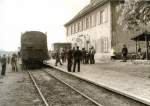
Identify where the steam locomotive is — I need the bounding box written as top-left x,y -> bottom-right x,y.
21,31 -> 49,69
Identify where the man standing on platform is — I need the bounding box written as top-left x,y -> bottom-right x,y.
81,48 -> 86,64
73,46 -> 82,72
55,49 -> 62,66
67,48 -> 73,72
1,55 -> 7,76
90,46 -> 96,64
122,44 -> 128,62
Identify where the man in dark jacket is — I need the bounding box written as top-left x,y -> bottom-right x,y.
1,55 -> 7,76
90,46 -> 96,64
67,48 -> 73,72
72,47 -> 75,60
122,44 -> 128,62
73,46 -> 82,72
55,49 -> 62,66
81,48 -> 86,64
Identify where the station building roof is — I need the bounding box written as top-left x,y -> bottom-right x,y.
64,0 -> 124,27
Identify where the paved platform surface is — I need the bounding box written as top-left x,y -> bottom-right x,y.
48,59 -> 150,105
0,63 -> 43,106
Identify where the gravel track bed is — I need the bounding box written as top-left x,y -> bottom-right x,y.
21,72 -> 44,106
44,68 -> 148,106
31,70 -> 98,106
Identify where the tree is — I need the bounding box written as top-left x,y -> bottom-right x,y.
118,0 -> 150,31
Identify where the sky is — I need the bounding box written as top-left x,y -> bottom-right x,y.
0,0 -> 90,51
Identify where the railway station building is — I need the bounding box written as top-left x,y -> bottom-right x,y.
64,0 -> 150,61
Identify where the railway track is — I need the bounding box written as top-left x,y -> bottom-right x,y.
28,71 -> 49,106
44,67 -> 148,106
28,65 -> 149,106
28,69 -> 102,106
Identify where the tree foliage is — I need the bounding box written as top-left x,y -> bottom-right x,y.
118,0 -> 150,31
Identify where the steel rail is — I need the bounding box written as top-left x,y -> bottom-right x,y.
44,70 -> 103,106
28,71 -> 49,106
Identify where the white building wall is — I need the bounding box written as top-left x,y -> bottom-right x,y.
66,2 -> 112,61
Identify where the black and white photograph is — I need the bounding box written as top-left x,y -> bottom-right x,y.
0,0 -> 150,106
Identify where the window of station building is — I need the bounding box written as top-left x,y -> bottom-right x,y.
78,21 -> 81,32
99,8 -> 108,24
104,37 -> 109,53
80,21 -> 82,31
74,24 -> 76,33
71,25 -> 73,34
84,19 -> 86,30
66,27 -> 69,36
105,7 -> 108,22
81,20 -> 84,31
73,24 -> 76,33
90,15 -> 92,28
76,23 -> 78,33
100,37 -> 109,53
92,14 -> 97,27
72,24 -> 75,34
100,10 -> 105,24
100,38 -> 104,53
84,18 -> 87,30
86,17 -> 90,29
74,23 -> 77,33
94,14 -> 97,26
80,21 -> 83,31
97,12 -> 100,25
68,26 -> 71,36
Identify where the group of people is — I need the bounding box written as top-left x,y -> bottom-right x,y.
80,47 -> 96,64
121,44 -> 149,61
54,46 -> 96,72
0,54 -> 18,76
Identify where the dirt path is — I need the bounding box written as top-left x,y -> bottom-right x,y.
0,64 -> 43,106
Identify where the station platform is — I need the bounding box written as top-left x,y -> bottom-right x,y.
48,59 -> 150,105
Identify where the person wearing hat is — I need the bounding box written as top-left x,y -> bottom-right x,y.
1,54 -> 7,76
122,44 -> 128,62
55,49 -> 62,66
73,46 -> 82,72
11,54 -> 18,72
